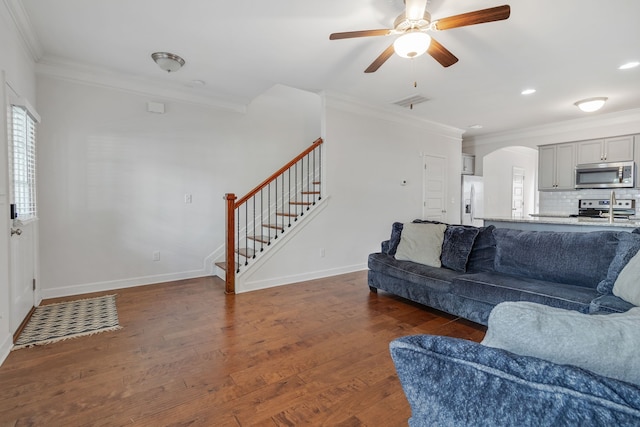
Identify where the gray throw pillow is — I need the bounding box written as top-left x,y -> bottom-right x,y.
395,223 -> 447,267
613,249 -> 640,306
597,232 -> 640,294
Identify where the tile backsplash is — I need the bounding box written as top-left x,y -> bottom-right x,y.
539,189 -> 640,216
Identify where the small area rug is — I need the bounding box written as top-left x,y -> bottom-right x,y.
13,294 -> 121,349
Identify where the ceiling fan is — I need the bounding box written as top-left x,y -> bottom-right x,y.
329,0 -> 510,73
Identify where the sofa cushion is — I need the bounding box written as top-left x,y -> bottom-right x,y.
390,334 -> 640,426
396,223 -> 447,267
493,229 -> 618,288
368,253 -> 461,293
466,225 -> 496,273
589,294 -> 636,314
482,302 -> 640,386
613,247 -> 640,306
597,232 -> 640,294
452,272 -> 597,313
440,225 -> 480,272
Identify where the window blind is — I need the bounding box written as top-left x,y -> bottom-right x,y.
10,105 -> 37,220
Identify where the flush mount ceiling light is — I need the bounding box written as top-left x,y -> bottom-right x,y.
521,88 -> 536,95
574,97 -> 608,113
151,52 -> 185,73
393,31 -> 432,58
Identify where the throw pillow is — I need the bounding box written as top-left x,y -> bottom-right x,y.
395,222 -> 447,267
440,225 -> 480,272
466,225 -> 496,273
386,222 -> 404,255
613,249 -> 640,306
597,232 -> 640,294
482,301 -> 640,386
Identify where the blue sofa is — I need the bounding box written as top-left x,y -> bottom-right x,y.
367,221 -> 638,325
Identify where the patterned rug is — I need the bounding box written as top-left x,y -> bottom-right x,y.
13,294 -> 121,350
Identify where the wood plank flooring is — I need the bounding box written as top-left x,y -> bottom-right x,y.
0,271 -> 486,426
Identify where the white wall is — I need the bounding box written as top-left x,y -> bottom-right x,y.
483,147 -> 537,218
0,2 -> 38,364
36,77 -> 321,297
239,93 -> 464,291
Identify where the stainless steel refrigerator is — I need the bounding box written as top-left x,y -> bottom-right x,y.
461,175 -> 484,226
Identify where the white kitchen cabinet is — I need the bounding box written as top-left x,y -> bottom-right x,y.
462,154 -> 475,175
538,142 -> 576,190
577,135 -> 634,163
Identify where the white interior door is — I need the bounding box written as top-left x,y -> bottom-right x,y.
423,155 -> 447,221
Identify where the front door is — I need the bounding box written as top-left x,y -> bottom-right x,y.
7,95 -> 39,334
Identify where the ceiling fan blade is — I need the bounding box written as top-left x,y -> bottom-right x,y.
365,44 -> 395,73
405,0 -> 428,21
330,29 -> 391,40
427,38 -> 459,67
434,5 -> 511,31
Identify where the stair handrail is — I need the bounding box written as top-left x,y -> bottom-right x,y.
224,137 -> 323,294
235,138 -> 323,207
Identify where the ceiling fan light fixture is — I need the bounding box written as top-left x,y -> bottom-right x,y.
393,31 -> 431,59
574,97 -> 607,113
151,52 -> 185,73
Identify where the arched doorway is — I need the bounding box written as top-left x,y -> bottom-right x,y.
482,147 -> 538,218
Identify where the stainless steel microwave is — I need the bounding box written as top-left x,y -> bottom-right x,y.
575,161 -> 635,189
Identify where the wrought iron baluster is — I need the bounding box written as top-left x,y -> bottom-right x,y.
236,208 -> 240,273
244,204 -> 249,265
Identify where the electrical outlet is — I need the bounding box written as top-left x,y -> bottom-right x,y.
184,193 -> 192,204
153,251 -> 161,261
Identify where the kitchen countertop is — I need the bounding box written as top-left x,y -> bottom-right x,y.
481,216 -> 640,228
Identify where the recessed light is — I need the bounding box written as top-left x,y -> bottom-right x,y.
468,124 -> 483,129
619,61 -> 639,70
521,88 -> 536,95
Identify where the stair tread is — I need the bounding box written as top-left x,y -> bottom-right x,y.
276,212 -> 298,217
247,235 -> 270,243
236,247 -> 255,258
313,181 -> 321,185
289,201 -> 312,205
301,191 -> 320,195
262,223 -> 284,229
215,261 -> 239,271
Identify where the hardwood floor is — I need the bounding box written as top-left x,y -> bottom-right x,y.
0,271 -> 486,426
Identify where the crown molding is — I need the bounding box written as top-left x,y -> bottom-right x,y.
464,108 -> 640,148
323,90 -> 464,142
36,56 -> 249,114
2,0 -> 43,60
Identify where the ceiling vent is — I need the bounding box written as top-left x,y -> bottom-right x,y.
393,94 -> 430,109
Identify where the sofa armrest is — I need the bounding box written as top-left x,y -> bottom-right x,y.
381,240 -> 390,254
390,335 -> 640,427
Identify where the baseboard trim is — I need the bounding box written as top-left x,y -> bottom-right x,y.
41,269 -> 212,299
0,333 -> 13,367
238,264 -> 367,293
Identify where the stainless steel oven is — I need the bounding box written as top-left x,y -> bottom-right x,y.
575,161 -> 635,189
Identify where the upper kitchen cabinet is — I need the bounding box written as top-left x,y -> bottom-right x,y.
577,135 -> 634,164
539,142 -> 576,190
462,154 -> 475,175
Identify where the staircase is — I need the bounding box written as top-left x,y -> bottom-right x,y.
218,138 -> 324,293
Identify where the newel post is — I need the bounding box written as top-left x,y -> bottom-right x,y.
224,193 -> 237,294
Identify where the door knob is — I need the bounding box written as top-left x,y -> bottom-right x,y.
11,228 -> 22,236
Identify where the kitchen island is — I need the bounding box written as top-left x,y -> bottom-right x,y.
482,216 -> 640,232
